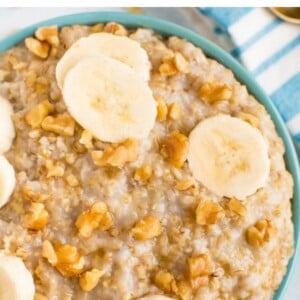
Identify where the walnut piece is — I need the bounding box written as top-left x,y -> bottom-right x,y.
23,203 -> 49,230
190,276 -> 209,289
91,139 -> 139,168
103,22 -> 128,36
54,244 -> 85,277
131,216 -> 162,240
154,270 -> 178,294
168,103 -> 182,120
196,200 -> 224,225
41,114 -> 75,136
21,186 -> 49,202
198,82 -> 232,104
246,219 -> 275,247
159,52 -> 188,76
134,164 -> 152,182
188,254 -> 210,278
42,240 -> 58,266
174,52 -> 188,73
79,268 -> 104,292
91,23 -> 104,33
76,202 -> 113,238
25,37 -> 49,58
35,25 -> 59,47
155,95 -> 168,122
159,58 -> 178,76
45,159 -> 65,178
25,100 -> 54,129
175,179 -> 195,191
235,111 -> 260,128
160,131 -> 189,168
66,174 -> 79,187
79,129 -> 93,149
226,198 -> 246,217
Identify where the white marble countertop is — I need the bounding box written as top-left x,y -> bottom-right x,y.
0,7 -> 299,300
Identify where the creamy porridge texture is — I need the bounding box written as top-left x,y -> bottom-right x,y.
0,22 -> 294,300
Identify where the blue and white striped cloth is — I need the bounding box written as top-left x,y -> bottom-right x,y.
200,8 -> 300,157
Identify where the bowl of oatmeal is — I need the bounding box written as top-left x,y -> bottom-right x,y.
0,12 -> 299,300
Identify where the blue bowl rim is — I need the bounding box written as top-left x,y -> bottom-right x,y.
0,11 -> 299,300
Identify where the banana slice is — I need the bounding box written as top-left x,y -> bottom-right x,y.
62,55 -> 156,143
56,32 -> 150,89
187,115 -> 270,200
138,296 -> 175,300
0,95 -> 15,154
0,255 -> 35,300
0,156 -> 16,208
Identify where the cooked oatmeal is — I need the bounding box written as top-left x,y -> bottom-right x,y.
0,22 -> 294,300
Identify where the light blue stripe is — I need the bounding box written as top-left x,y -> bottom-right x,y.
230,18 -> 282,57
199,8 -> 253,28
252,36 -> 300,77
271,73 -> 300,121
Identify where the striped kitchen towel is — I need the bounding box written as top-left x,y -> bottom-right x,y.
200,8 -> 300,157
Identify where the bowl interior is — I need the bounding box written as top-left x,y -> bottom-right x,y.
0,11 -> 299,300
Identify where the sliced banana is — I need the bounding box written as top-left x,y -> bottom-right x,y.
62,55 -> 156,143
0,95 -> 15,154
56,32 -> 150,89
0,156 -> 16,208
187,115 -> 270,200
138,296 -> 175,300
0,255 -> 35,300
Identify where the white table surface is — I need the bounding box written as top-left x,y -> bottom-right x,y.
0,7 -> 299,300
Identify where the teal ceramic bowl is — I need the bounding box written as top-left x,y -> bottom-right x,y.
0,12 -> 299,300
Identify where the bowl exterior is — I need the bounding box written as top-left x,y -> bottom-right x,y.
0,12 -> 299,300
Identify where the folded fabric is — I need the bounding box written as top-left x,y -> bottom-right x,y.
200,8 -> 300,157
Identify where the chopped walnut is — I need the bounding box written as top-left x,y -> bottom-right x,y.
159,52 -> 188,76
226,198 -> 246,217
42,240 -> 58,266
188,254 -> 210,278
76,202 -> 113,238
79,268 -> 104,292
168,103 -> 182,120
235,112 -> 260,128
23,203 -> 49,230
25,100 -> 54,128
35,293 -> 48,300
131,216 -> 162,240
91,139 -> 139,168
175,179 -> 194,191
154,270 -> 178,294
198,82 -> 232,104
91,23 -> 104,33
177,280 -> 193,300
79,129 -> 93,149
246,219 -> 275,247
190,276 -> 209,289
160,131 -> 189,168
66,174 -> 79,187
174,52 -> 189,73
104,22 -> 128,36
159,58 -> 178,76
55,244 -> 80,264
155,95 -> 168,122
196,200 -> 224,225
134,165 -> 152,182
55,244 -> 85,277
21,186 -> 49,202
45,159 -> 65,178
41,114 -> 75,136
25,37 -> 49,58
35,25 -> 59,47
